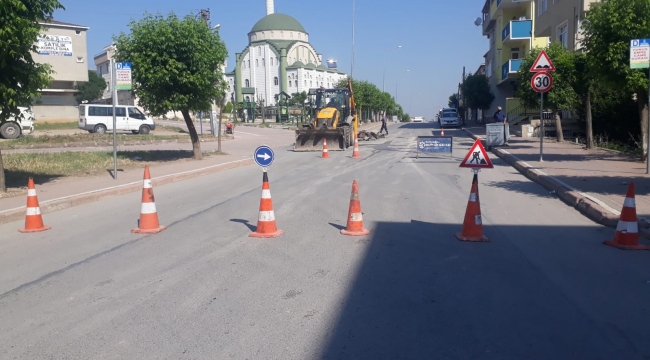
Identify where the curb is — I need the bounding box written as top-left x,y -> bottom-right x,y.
0,136 -> 230,151
0,158 -> 253,226
462,127 -> 650,238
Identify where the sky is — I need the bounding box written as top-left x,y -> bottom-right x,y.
52,0 -> 486,118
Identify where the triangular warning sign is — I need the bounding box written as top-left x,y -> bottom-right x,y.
530,50 -> 556,72
459,139 -> 494,169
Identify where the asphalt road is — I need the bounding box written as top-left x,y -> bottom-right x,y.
1,122 -> 649,360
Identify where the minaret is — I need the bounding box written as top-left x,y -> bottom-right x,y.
266,0 -> 274,15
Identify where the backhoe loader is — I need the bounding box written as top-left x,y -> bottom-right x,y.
294,80 -> 359,151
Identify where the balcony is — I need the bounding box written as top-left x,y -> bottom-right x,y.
501,59 -> 522,82
502,20 -> 532,43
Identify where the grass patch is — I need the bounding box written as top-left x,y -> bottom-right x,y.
34,121 -> 78,130
0,133 -> 214,146
3,150 -> 223,188
593,135 -> 643,156
159,125 -> 189,133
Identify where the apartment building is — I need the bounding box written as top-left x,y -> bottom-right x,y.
535,0 -> 597,51
481,0 -> 549,120
32,20 -> 89,122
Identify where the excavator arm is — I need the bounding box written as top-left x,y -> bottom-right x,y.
347,80 -> 359,136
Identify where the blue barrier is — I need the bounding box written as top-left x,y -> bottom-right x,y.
416,136 -> 453,159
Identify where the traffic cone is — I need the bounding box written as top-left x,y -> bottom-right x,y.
18,178 -> 51,233
132,166 -> 167,234
604,183 -> 649,250
352,133 -> 361,159
441,128 -> 445,136
250,171 -> 283,238
322,138 -> 330,158
341,180 -> 370,236
455,173 -> 489,242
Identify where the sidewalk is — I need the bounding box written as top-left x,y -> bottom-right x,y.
464,122 -> 650,226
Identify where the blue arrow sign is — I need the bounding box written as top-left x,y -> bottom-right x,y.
254,145 -> 274,168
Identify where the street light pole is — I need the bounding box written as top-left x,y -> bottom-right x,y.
382,45 -> 401,92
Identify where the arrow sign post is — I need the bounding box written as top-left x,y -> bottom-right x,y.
254,145 -> 275,170
530,50 -> 556,162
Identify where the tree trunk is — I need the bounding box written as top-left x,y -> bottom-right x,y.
555,110 -> 564,142
217,113 -> 223,153
585,91 -> 593,149
181,109 -> 202,160
0,149 -> 6,193
638,92 -> 649,161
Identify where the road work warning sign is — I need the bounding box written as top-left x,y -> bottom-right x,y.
459,139 -> 493,169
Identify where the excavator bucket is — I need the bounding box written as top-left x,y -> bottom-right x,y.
294,128 -> 347,151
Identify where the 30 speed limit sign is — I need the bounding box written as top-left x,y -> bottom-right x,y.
531,71 -> 553,93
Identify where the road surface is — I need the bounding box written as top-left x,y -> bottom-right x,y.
1,122 -> 649,360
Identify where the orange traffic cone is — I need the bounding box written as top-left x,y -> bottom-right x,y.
132,166 -> 167,234
341,180 -> 370,236
441,128 -> 445,136
352,133 -> 361,159
322,138 -> 330,158
250,171 -> 284,238
18,178 -> 51,233
604,182 -> 649,250
455,173 -> 489,242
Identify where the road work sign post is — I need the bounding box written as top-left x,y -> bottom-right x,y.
254,145 -> 275,171
416,136 -> 453,159
530,50 -> 555,162
630,39 -> 650,174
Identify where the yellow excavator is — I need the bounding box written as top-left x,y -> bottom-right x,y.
294,80 -> 358,151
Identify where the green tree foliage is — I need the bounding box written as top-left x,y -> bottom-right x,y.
223,101 -> 233,114
75,70 -> 107,103
335,78 -> 404,121
290,91 -> 307,106
516,42 -> 580,141
114,13 -> 228,159
0,0 -> 64,192
582,0 -> 650,158
461,73 -> 494,114
448,93 -> 459,108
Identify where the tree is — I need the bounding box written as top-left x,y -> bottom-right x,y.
290,91 -> 307,106
115,13 -> 228,160
516,42 -> 580,142
582,0 -> 650,158
75,70 -> 107,103
448,93 -> 459,108
462,73 -> 495,118
0,0 -> 64,192
573,52 -> 594,148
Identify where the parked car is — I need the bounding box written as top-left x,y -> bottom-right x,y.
78,104 -> 156,134
0,106 -> 35,139
439,108 -> 459,127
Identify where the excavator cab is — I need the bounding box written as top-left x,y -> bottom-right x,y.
294,87 -> 355,151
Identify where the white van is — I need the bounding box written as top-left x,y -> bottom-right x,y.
78,104 -> 156,134
0,107 -> 35,139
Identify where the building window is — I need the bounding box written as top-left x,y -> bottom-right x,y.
256,59 -> 259,67
557,22 -> 568,48
245,79 -> 250,87
270,58 -> 274,66
538,0 -> 547,16
290,32 -> 293,38
76,57 -> 84,63
304,80 -> 307,86
274,77 -> 279,86
247,60 -> 250,68
75,30 -> 81,35
281,31 -> 284,38
510,48 -> 520,60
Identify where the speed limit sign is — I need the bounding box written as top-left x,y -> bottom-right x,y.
531,72 -> 553,93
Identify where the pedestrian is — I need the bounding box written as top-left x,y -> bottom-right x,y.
380,115 -> 388,135
493,106 -> 509,146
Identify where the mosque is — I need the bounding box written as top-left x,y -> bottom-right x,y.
225,0 -> 348,106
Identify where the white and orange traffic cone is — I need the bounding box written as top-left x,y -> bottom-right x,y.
441,128 -> 445,136
352,133 -> 361,159
132,166 -> 167,234
455,173 -> 489,242
250,171 -> 284,238
341,180 -> 370,236
604,182 -> 649,250
18,178 -> 51,233
322,138 -> 330,158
